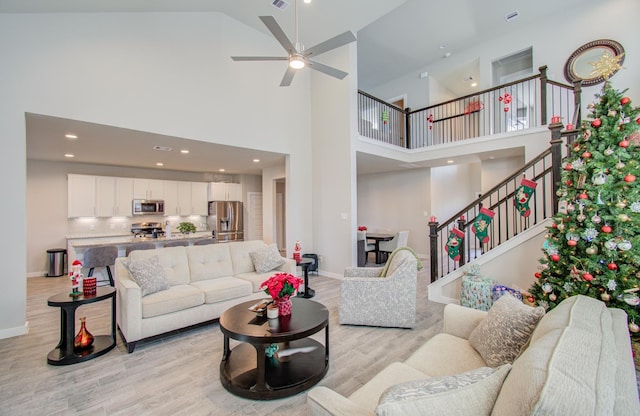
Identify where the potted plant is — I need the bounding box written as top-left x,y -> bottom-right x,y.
177,222 -> 196,235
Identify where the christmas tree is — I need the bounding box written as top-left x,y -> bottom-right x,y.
529,81 -> 640,336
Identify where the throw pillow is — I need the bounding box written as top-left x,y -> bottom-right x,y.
469,294 -> 545,367
125,255 -> 170,296
375,364 -> 511,416
249,244 -> 285,273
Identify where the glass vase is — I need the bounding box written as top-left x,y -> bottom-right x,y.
74,317 -> 94,351
275,296 -> 292,316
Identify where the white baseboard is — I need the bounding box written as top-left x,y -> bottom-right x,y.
27,271 -> 47,278
0,322 -> 29,340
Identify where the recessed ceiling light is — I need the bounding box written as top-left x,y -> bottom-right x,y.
64,154 -> 74,158
489,156 -> 496,160
471,82 -> 478,87
156,162 -> 164,166
439,44 -> 447,50
180,149 -> 189,154
443,52 -> 452,58
219,168 -> 225,172
303,0 -> 311,3
253,159 -> 260,163
447,160 -> 454,164
65,134 -> 78,139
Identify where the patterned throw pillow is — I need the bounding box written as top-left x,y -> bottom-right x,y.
249,244 -> 285,273
126,255 -> 170,296
375,364 -> 511,416
469,294 -> 545,367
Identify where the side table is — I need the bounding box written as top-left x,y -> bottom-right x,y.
47,286 -> 117,365
296,258 -> 315,298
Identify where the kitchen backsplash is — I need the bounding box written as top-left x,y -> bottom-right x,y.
67,215 -> 208,236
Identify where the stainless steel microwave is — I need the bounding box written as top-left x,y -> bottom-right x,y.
132,199 -> 164,216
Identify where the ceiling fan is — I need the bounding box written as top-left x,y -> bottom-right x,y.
231,0 -> 356,87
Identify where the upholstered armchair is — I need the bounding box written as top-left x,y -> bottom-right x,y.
339,248 -> 418,328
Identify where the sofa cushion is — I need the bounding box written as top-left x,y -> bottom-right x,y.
141,284 -> 204,319
404,333 -> 487,377
249,243 -> 285,273
190,276 -> 253,303
375,364 -> 511,416
235,271 -> 280,293
129,246 -> 190,286
229,240 -> 270,274
492,295 -> 617,416
125,255 -> 170,296
186,244 -> 233,282
348,362 -> 428,412
469,294 -> 544,366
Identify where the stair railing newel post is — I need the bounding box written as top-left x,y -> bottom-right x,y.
428,220 -> 439,283
456,217 -> 467,267
405,107 -> 411,149
573,79 -> 583,128
539,65 -> 548,126
549,122 -> 564,215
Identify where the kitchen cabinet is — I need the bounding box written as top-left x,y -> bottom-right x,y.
133,178 -> 164,200
164,181 -> 208,216
96,177 -> 133,217
208,182 -> 242,202
68,174 -> 96,217
191,182 -> 208,215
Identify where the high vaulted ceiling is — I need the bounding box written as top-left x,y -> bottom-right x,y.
5,0 -> 601,175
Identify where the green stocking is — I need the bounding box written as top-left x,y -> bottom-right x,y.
445,228 -> 465,261
514,178 -> 537,217
472,207 -> 495,244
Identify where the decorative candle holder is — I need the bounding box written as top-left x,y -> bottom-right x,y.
267,304 -> 279,319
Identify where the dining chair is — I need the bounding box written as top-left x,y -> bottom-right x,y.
357,231 -> 375,265
164,240 -> 189,248
193,238 -> 217,246
83,245 -> 118,286
125,243 -> 156,257
378,231 -> 409,262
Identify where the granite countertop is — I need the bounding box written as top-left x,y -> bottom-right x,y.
68,232 -> 213,248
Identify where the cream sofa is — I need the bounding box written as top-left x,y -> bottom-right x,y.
115,240 -> 295,352
307,295 -> 640,415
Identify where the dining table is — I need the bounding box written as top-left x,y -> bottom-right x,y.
365,233 -> 395,264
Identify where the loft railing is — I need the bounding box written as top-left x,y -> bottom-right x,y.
358,66 -> 582,149
427,123 -> 580,282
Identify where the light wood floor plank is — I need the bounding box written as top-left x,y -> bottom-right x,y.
0,269 -> 444,415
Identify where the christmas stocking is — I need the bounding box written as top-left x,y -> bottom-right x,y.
444,228 -> 465,262
472,207 -> 495,244
514,178 -> 537,217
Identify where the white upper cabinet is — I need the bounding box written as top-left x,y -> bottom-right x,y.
208,182 -> 242,202
114,178 -> 134,216
133,178 -> 164,200
191,182 -> 208,215
68,174 -> 96,218
95,177 -> 134,217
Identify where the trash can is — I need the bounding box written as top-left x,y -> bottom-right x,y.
46,248 -> 67,277
302,253 -> 318,274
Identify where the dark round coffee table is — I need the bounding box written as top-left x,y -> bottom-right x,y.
219,297 -> 329,400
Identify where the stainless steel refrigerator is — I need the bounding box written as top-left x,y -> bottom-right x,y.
207,201 -> 244,242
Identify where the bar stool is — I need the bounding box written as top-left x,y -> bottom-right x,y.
125,243 -> 156,256
83,246 -> 118,287
164,240 -> 189,248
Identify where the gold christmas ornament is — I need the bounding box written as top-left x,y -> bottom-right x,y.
590,50 -> 624,80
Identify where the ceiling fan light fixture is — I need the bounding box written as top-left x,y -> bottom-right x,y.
289,55 -> 305,69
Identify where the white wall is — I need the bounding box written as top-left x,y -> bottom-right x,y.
480,156 -> 525,194
430,163 -> 481,221
0,11 -> 314,337
371,0 -> 640,111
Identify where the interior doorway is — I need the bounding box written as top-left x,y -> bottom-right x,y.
389,95 -> 406,147
275,179 -> 286,253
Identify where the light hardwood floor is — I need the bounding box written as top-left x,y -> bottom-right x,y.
0,269 -> 445,415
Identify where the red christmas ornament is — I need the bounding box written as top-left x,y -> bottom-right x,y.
528,296 -> 535,303
503,107 -> 509,113
583,273 -> 594,281
608,262 -> 618,271
582,151 -> 591,158
591,118 -> 602,128
619,140 -> 629,148
621,97 -> 631,105
637,117 -> 640,125
534,272 -> 542,279
565,164 -> 572,171
551,223 -> 558,228
601,225 -> 612,233
566,180 -> 573,186
551,254 -> 560,262
567,239 -> 578,247
624,174 -> 636,183
578,193 -> 588,200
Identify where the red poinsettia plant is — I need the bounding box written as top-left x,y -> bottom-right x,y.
260,273 -> 303,300
358,225 -> 368,231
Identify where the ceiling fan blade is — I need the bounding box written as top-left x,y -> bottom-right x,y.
259,16 -> 297,54
280,67 -> 296,87
304,31 -> 356,58
307,60 -> 349,80
231,56 -> 288,61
